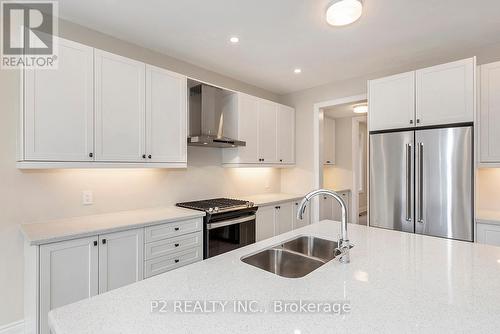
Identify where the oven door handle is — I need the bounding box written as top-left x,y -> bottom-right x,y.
206,214 -> 256,230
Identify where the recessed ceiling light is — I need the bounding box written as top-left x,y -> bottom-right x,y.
229,36 -> 239,43
294,68 -> 302,74
326,0 -> 363,26
353,104 -> 368,113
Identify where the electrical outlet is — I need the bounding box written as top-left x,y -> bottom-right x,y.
82,190 -> 93,206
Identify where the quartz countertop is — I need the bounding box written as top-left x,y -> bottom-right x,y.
21,206 -> 205,245
477,210 -> 500,226
48,221 -> 500,334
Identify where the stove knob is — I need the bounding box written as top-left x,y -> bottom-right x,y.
214,207 -> 219,212
208,208 -> 213,213
247,202 -> 254,208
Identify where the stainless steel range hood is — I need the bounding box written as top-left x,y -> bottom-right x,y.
188,83 -> 245,148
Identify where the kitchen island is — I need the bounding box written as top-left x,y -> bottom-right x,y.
49,221 -> 500,333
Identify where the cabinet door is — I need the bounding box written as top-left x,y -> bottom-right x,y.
256,205 -> 275,241
40,237 -> 98,334
276,202 -> 294,235
258,100 -> 278,163
236,94 -> 260,163
293,201 -> 311,229
95,49 -> 146,162
24,38 -> 94,161
368,71 -> 415,131
477,223 -> 500,246
277,105 -> 295,164
416,58 -> 475,126
320,196 -> 333,221
324,117 -> 335,165
480,62 -> 500,163
146,65 -> 187,163
98,228 -> 144,294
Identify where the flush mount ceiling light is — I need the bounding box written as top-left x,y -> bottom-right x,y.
294,68 -> 302,74
229,36 -> 239,43
353,104 -> 368,113
326,0 -> 363,26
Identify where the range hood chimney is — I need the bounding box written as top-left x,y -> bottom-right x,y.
188,83 -> 245,148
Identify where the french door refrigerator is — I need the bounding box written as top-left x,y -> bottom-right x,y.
369,125 -> 473,241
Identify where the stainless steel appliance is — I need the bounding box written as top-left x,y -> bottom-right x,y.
369,125 -> 473,241
176,198 -> 257,258
187,82 -> 245,148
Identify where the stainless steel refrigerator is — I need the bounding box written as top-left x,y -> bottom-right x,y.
369,125 -> 473,241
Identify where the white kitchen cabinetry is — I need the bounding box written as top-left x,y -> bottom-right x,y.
320,191 -> 351,222
258,100 -> 278,163
98,228 -> 144,294
256,200 -> 309,241
416,58 -> 475,126
292,200 -> 311,229
277,105 -> 295,164
479,61 -> 500,164
368,58 -> 475,132
256,205 -> 276,241
223,93 -> 295,167
146,65 -> 187,163
23,38 -> 94,161
39,236 -> 99,334
368,71 -> 415,131
476,223 -> 500,246
324,117 -> 336,165
95,49 -> 146,162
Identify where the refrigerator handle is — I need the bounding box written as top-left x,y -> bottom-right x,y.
405,143 -> 412,221
417,143 -> 424,224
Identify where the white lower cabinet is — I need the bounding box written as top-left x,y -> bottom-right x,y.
293,200 -> 311,229
39,237 -> 99,334
320,191 -> 351,222
27,218 -> 202,334
477,223 -> 500,246
98,229 -> 144,294
256,200 -> 310,242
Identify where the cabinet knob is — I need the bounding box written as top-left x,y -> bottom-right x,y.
174,259 -> 179,263
416,119 -> 420,124
102,239 -> 106,244
174,243 -> 179,247
93,240 -> 98,246
279,159 -> 283,162
174,227 -> 180,231
89,153 -> 93,158
326,160 -> 331,163
148,155 -> 152,159
142,154 -> 146,159
410,120 -> 413,125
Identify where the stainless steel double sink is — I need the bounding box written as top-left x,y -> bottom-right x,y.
241,236 -> 352,278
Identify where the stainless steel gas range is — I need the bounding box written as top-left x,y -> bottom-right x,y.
176,198 -> 257,259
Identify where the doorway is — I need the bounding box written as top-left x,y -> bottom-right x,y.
312,94 -> 368,225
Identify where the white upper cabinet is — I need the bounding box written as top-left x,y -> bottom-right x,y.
98,228 -> 144,294
416,58 -> 475,126
479,61 -> 500,163
258,100 -> 278,163
277,105 -> 295,164
94,49 -> 146,162
24,38 -> 94,161
368,71 -> 415,131
222,93 -> 295,166
146,65 -> 187,163
324,117 -> 336,165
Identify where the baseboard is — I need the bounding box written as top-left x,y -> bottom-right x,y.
0,320 -> 24,334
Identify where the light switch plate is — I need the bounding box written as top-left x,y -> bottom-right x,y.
82,190 -> 93,205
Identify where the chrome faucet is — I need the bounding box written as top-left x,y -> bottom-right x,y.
296,189 -> 351,263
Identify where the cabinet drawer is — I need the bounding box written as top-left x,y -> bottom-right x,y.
145,232 -> 202,260
145,218 -> 202,243
144,247 -> 202,278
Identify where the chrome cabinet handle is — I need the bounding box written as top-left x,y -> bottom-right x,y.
418,143 -> 424,223
405,143 -> 412,221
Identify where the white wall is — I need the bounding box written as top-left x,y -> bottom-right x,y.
0,20 -> 282,327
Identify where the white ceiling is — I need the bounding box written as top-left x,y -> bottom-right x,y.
58,0 -> 500,95
324,100 -> 367,119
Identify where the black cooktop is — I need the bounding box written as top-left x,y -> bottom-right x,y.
176,198 -> 254,214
